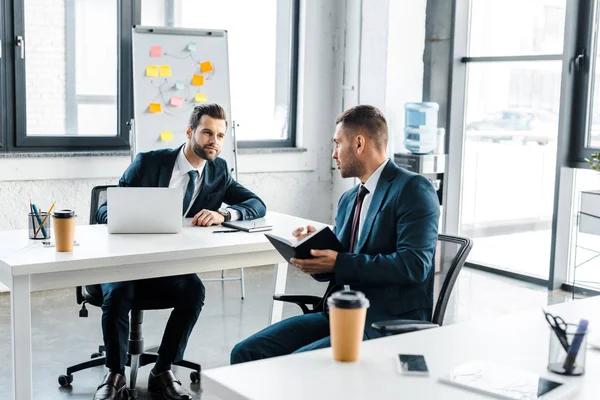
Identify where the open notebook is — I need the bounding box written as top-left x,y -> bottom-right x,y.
264,226 -> 345,264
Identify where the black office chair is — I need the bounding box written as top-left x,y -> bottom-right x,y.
57,185 -> 201,400
273,234 -> 473,335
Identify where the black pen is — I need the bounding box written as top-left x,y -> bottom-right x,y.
212,229 -> 239,233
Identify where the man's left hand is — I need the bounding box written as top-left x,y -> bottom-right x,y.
192,209 -> 225,226
291,250 -> 337,274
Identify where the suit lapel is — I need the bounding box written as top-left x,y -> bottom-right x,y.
355,161 -> 397,253
338,186 -> 358,251
157,145 -> 182,187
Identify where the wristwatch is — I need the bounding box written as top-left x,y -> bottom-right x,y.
218,207 -> 231,222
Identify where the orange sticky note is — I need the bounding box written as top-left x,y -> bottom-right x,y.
146,66 -> 159,77
200,61 -> 213,73
160,131 -> 174,142
194,93 -> 207,103
150,46 -> 162,57
170,96 -> 183,107
148,103 -> 162,113
191,74 -> 204,86
159,65 -> 172,77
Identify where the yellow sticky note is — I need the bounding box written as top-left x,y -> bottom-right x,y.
194,93 -> 207,103
191,74 -> 204,86
148,103 -> 162,113
146,66 -> 159,77
160,131 -> 174,142
159,65 -> 172,77
200,61 -> 213,73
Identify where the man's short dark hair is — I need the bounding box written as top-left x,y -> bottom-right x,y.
188,103 -> 228,131
335,105 -> 388,147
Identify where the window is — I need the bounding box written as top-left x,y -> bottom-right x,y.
457,0 -> 566,280
141,0 -> 299,148
0,0 -> 135,152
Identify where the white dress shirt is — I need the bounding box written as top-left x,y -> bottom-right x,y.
168,146 -> 241,220
355,159 -> 389,250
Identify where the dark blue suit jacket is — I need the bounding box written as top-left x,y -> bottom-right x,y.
96,145 -> 266,224
321,160 -> 439,336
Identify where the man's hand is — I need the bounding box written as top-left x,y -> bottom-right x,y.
292,225 -> 317,241
291,249 -> 338,275
192,209 -> 225,227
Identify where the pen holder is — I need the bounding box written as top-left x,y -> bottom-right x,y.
548,324 -> 587,376
28,212 -> 51,240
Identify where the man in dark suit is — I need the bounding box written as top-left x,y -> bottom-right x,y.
230,105 -> 439,363
94,104 -> 266,400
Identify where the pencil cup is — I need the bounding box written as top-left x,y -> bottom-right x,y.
28,212 -> 51,240
52,209 -> 77,252
548,324 -> 587,376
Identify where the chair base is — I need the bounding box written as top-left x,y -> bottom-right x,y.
59,345 -> 201,390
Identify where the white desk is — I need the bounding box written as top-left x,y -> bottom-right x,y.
202,296 -> 600,400
0,211 -> 324,400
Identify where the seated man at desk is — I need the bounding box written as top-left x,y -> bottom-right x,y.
94,104 -> 266,400
230,105 -> 439,363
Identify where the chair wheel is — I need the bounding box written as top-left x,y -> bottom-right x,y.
90,352 -> 103,359
58,374 -> 73,387
122,387 -> 138,399
190,371 -> 200,383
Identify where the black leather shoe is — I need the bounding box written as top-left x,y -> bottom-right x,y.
93,372 -> 126,400
148,370 -> 193,400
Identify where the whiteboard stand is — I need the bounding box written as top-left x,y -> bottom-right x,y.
201,120 -> 246,300
129,118 -> 136,162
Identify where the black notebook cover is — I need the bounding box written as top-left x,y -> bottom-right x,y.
264,227 -> 345,263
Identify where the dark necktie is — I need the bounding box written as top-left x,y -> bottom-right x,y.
348,185 -> 370,253
182,170 -> 199,216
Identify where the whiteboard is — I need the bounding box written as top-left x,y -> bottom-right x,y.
131,26 -> 236,175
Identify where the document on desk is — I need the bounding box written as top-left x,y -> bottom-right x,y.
439,360 -> 572,400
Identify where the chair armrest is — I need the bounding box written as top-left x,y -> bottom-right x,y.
273,294 -> 323,315
371,319 -> 439,335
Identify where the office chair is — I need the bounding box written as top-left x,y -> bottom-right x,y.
57,185 -> 201,400
273,234 -> 473,335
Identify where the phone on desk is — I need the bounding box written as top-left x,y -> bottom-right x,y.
397,354 -> 429,376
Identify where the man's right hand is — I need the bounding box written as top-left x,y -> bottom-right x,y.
292,225 -> 317,241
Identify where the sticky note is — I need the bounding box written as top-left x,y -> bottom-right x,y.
174,80 -> 184,90
187,42 -> 197,52
159,65 -> 172,77
146,66 -> 159,77
150,46 -> 162,57
160,131 -> 174,142
200,61 -> 213,73
170,96 -> 183,107
191,74 -> 204,86
194,93 -> 207,103
148,103 -> 162,113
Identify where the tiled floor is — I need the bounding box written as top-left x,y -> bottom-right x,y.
0,266 -> 573,399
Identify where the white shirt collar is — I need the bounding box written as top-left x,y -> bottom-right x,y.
362,159 -> 389,194
177,145 -> 205,178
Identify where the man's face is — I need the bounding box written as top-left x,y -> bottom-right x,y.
332,124 -> 364,178
188,115 -> 227,161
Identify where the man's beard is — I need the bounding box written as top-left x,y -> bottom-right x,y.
340,156 -> 364,178
191,137 -> 218,161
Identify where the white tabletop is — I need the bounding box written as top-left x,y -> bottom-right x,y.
202,296 -> 600,400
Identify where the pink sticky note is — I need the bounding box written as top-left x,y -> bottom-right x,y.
150,46 -> 162,57
170,96 -> 183,107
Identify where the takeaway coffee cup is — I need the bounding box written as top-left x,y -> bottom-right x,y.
327,290 -> 370,362
53,209 -> 76,252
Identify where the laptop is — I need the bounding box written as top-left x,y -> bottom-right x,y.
107,187 -> 183,234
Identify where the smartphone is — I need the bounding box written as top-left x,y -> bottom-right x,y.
397,354 -> 429,376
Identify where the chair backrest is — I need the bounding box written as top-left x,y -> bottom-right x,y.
89,185 -> 116,225
431,234 -> 473,326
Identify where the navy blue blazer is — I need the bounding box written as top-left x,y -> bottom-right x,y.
321,160 -> 439,336
96,145 -> 266,224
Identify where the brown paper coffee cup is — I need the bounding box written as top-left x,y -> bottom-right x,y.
328,290 -> 370,362
53,210 -> 76,252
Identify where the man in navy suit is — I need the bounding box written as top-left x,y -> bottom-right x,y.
230,105 -> 439,363
94,104 -> 266,400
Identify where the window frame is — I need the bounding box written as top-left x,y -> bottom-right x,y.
2,0 -> 137,153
